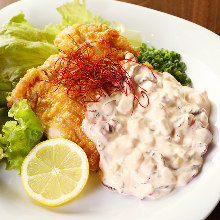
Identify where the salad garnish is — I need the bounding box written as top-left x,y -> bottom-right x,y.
0,99 -> 43,171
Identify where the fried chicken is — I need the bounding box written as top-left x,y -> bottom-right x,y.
55,23 -> 137,59
7,24 -> 137,171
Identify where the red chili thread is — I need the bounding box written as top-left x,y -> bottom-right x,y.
47,39 -> 150,111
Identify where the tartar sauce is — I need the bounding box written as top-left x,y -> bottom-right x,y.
82,53 -> 212,199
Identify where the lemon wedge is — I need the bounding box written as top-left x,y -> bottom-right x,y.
21,138 -> 89,206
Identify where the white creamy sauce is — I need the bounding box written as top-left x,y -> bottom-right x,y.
82,53 -> 212,199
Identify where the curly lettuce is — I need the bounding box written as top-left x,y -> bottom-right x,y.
45,0 -> 108,36
0,12 -> 58,86
0,99 -> 44,171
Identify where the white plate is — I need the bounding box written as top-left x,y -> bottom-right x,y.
0,0 -> 220,219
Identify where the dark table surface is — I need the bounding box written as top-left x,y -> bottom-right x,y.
0,0 -> 220,219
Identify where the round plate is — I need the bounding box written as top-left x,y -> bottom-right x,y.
0,0 -> 220,219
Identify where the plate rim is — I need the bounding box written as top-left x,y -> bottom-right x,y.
0,0 -> 220,220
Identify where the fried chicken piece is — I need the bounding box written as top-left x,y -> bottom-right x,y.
7,24 -> 137,171
55,24 -> 137,59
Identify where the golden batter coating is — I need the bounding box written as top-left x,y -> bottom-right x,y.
55,23 -> 137,59
7,24 -> 137,171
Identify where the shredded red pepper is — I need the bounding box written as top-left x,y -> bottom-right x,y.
48,40 -> 149,110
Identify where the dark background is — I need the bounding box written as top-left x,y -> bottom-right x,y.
0,0 -> 220,219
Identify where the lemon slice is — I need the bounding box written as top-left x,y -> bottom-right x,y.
21,138 -> 89,206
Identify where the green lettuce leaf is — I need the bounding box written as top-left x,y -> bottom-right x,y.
0,80 -> 12,135
0,12 -> 58,86
0,80 -> 13,107
0,107 -> 9,132
0,147 -> 3,160
0,99 -> 44,171
45,0 -> 109,35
